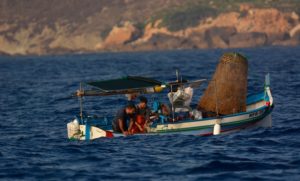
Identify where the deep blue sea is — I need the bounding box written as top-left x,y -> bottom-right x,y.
0,46 -> 300,180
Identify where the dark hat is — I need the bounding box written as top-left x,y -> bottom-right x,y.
139,96 -> 148,104
126,103 -> 136,109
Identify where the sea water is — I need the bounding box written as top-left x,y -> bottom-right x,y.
0,46 -> 299,180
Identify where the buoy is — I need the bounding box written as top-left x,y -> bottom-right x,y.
213,122 -> 221,135
154,85 -> 164,92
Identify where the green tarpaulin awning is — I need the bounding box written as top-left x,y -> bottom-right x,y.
87,76 -> 162,91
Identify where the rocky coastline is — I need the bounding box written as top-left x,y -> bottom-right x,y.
0,1 -> 299,56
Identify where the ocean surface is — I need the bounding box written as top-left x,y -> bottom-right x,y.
0,46 -> 299,180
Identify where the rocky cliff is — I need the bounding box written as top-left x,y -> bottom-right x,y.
0,0 -> 300,55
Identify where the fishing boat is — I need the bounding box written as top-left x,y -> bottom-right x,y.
67,74 -> 274,140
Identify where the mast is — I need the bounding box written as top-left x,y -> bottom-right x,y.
79,82 -> 83,120
170,84 -> 175,122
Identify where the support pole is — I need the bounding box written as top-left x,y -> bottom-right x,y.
79,82 -> 83,120
170,85 -> 175,122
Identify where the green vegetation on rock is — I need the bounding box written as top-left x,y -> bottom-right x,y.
150,0 -> 300,32
157,5 -> 217,31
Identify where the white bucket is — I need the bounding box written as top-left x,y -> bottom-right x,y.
67,119 -> 80,139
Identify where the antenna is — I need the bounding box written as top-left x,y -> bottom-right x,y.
79,82 -> 83,120
176,69 -> 179,82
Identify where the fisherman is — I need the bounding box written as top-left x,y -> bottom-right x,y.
151,102 -> 171,123
128,96 -> 152,134
130,115 -> 146,134
136,96 -> 151,125
112,104 -> 136,136
160,103 -> 171,116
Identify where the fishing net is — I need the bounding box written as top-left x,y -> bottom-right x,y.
197,53 -> 248,116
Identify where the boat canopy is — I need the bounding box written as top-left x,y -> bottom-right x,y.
76,76 -> 206,97
87,76 -> 163,91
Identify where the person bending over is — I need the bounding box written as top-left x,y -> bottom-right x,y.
112,104 -> 136,136
130,115 -> 146,134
